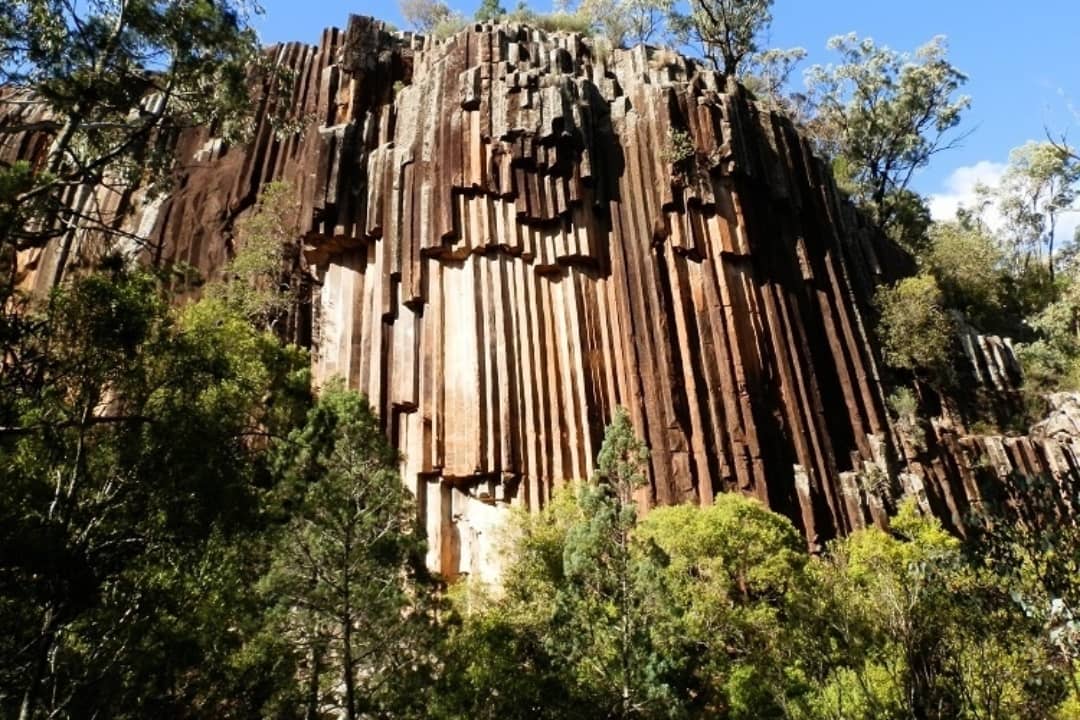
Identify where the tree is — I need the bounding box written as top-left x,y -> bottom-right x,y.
432,409 -> 688,720
399,0 -> 453,33
805,35 -> 970,234
740,47 -> 808,111
1015,276 -> 1080,395
639,495 -> 816,718
575,0 -> 673,48
801,502 -> 1067,720
555,407 -> 681,719
0,262 -> 312,719
875,273 -> 954,380
670,0 -> 774,77
475,0 -> 506,22
978,141 -> 1080,280
264,383 -> 437,720
0,0 -> 267,284
969,473 -> 1080,703
208,180 -> 304,335
923,220 -> 1006,329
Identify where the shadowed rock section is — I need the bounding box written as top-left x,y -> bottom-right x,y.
4,15 -> 1078,579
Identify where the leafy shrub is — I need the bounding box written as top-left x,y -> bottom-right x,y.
875,273 -> 954,379
506,7 -> 595,35
431,12 -> 469,40
924,220 -> 1005,329
661,128 -> 695,164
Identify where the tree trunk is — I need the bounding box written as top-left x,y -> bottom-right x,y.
1048,209 -> 1057,282
304,636 -> 324,720
18,607 -> 56,720
45,115 -> 82,289
342,616 -> 357,720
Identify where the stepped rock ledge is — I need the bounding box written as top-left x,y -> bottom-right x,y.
4,15 -> 1078,580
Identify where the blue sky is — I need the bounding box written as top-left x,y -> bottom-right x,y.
256,0 -> 1080,225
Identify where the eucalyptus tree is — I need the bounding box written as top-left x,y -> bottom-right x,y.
670,0 -> 774,77
0,0 -> 267,284
804,35 -> 970,240
978,141 -> 1080,280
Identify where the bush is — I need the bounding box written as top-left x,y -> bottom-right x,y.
661,128 -> 695,164
400,0 -> 453,33
431,12 -> 469,40
924,220 -> 1005,328
507,8 -> 595,35
875,273 -> 954,379
1016,277 -> 1080,396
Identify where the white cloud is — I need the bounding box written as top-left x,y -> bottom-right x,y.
928,160 -> 1080,245
927,160 -> 1007,227
1059,209 -> 1080,245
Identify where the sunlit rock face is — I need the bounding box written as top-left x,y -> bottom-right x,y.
5,15 -> 1077,580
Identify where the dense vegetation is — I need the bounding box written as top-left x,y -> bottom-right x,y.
2,310 -> 1079,718
3,0 -> 1080,718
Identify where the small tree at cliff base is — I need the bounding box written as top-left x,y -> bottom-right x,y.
264,383 -> 437,720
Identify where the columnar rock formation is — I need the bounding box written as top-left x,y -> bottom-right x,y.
4,15 -> 1078,579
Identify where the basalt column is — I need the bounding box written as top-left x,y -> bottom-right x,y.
294,18 -> 902,578
2,17 -> 936,580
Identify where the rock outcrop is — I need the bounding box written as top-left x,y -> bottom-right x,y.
4,15 -> 1077,579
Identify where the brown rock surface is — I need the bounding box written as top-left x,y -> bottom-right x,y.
4,16 -> 1077,578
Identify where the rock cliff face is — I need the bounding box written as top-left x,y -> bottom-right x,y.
4,15 -> 1078,579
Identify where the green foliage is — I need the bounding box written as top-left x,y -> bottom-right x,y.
979,141 -> 1080,280
798,502 -> 1066,720
555,410 -> 684,719
1015,276 -> 1080,394
740,47 -> 808,111
640,496 -> 812,717
0,0 -> 267,264
433,410 -> 690,719
805,34 -> 969,234
887,386 -> 919,420
670,0 -> 774,76
433,415 -> 1079,720
510,8 -> 596,35
969,473 -> 1080,685
881,188 -> 934,258
923,220 -> 1006,328
399,0 -> 453,33
264,382 -> 436,720
875,273 -> 955,378
661,128 -> 696,165
475,0 -> 506,22
431,11 -> 470,40
887,386 -> 926,451
573,0 -> 673,47
0,262 -> 311,719
0,161 -> 54,286
208,181 -> 301,332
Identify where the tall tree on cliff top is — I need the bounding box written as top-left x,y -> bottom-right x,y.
804,34 -> 970,246
0,0 -> 266,285
400,0 -> 453,33
978,141 -> 1080,280
669,0 -> 774,77
475,0 -> 506,22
